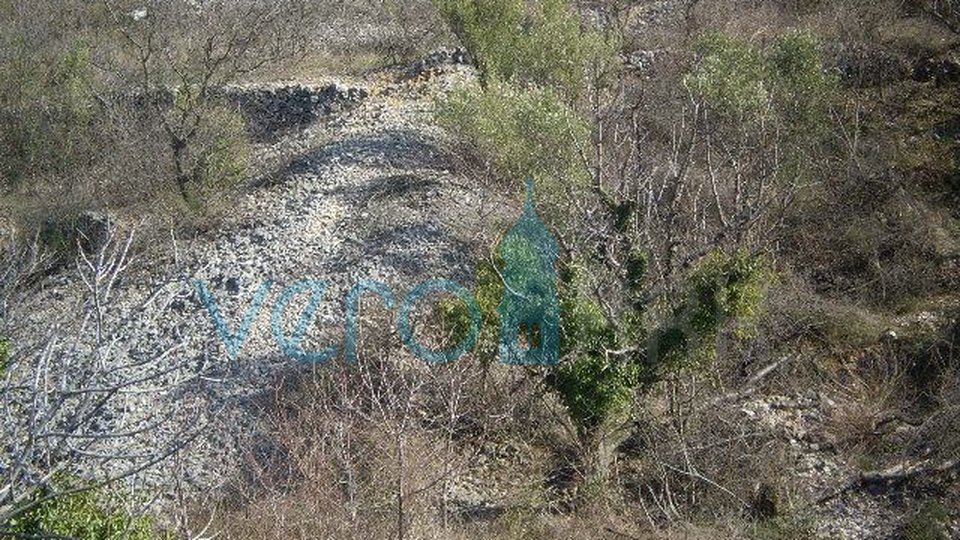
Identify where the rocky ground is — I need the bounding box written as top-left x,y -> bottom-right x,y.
742,389 -> 958,539
8,57 -> 517,497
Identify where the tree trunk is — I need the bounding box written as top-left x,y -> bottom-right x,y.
172,136 -> 190,200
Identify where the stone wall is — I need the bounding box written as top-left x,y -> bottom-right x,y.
223,84 -> 368,141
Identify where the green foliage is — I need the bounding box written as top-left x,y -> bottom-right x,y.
447,247 -> 767,433
437,257 -> 504,358
437,82 -> 590,186
649,251 -> 769,376
548,352 -> 640,431
687,30 -> 837,132
440,250 -> 639,432
433,0 -> 617,99
0,337 -> 8,375
4,483 -> 160,540
178,103 -> 250,212
688,33 -> 768,116
433,0 -> 524,87
549,266 -> 637,431
196,106 -> 250,189
0,40 -> 97,190
903,502 -> 951,540
559,285 -> 617,355
766,31 -> 837,134
434,0 -> 618,187
686,249 -> 768,337
434,2 -> 774,434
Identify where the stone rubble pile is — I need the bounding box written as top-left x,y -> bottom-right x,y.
223,83 -> 369,140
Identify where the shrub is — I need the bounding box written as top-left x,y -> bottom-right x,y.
0,8 -> 254,235
686,250 -> 769,337
647,250 -> 770,378
447,246 -> 768,434
433,0 -> 616,99
433,0 -> 524,87
0,40 -> 97,191
543,249 -> 769,474
766,31 -> 837,135
547,266 -> 635,431
435,0 -> 775,439
177,103 -> 251,212
558,269 -> 619,355
688,30 -> 837,132
436,257 -> 504,358
437,81 -> 590,187
688,33 -> 769,117
440,251 -> 635,432
548,353 -> 640,432
3,483 -> 160,540
434,0 -> 618,189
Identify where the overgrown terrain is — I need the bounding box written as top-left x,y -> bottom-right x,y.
0,1 -> 958,539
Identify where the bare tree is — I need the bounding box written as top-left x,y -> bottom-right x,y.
0,226 -> 205,530
103,0 -> 315,199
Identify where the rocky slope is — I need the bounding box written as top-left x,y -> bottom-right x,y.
8,58 -> 514,495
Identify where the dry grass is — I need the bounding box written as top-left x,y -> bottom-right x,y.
824,350 -> 907,464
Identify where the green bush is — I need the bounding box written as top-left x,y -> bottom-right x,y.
436,257 -> 505,358
438,81 -> 590,187
182,104 -> 250,210
687,33 -> 769,117
555,250 -> 768,430
648,250 -> 770,377
442,254 -> 638,432
434,0 -> 618,188
0,40 -> 97,191
446,246 -> 768,434
766,31 -> 837,135
548,352 -> 640,432
546,264 -> 636,432
546,251 -> 768,432
3,483 -> 161,540
558,272 -> 618,355
435,2 -> 775,436
144,96 -> 251,217
433,0 -> 524,87
687,30 -> 837,132
433,0 -> 616,99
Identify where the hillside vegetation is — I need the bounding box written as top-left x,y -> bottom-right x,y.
0,0 -> 958,539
